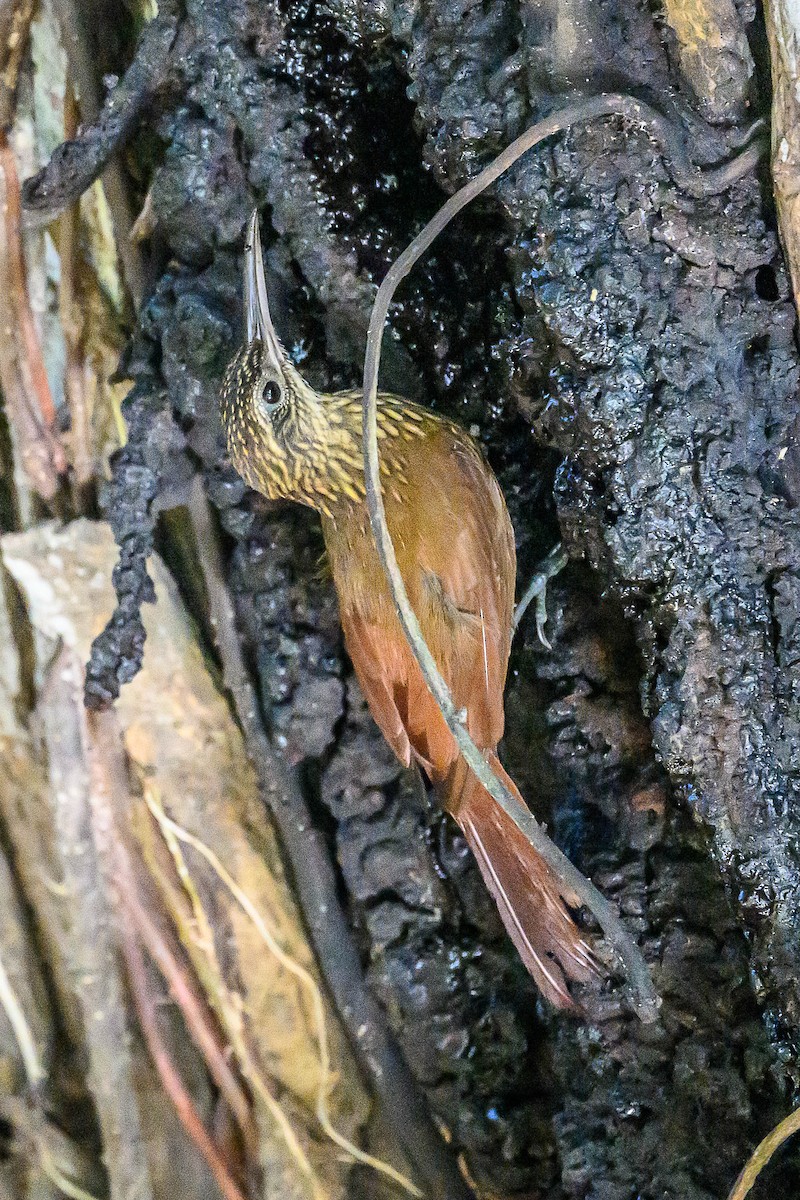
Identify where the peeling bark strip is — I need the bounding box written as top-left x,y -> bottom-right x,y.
0,136 -> 65,501
766,0 -> 800,319
39,648 -> 154,1200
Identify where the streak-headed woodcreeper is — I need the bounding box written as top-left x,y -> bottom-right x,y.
221,212 -> 596,1008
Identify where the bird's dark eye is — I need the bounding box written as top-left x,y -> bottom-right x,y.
260,379 -> 283,412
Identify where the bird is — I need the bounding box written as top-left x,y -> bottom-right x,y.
220,211 -> 596,1008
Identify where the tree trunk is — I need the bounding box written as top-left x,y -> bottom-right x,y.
2,0 -> 800,1197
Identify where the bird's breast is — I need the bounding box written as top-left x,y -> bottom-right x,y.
321,493 -> 408,624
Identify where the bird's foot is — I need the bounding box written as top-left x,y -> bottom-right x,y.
513,544 -> 568,648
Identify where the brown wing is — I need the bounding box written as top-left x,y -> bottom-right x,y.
328,419 -> 596,1008
412,428 -> 515,752
327,420 -> 515,782
337,606 -> 415,768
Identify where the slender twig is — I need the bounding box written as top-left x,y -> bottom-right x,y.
727,1105 -> 800,1200
37,1144 -> 101,1200
358,92 -> 753,1024
116,854 -> 257,1152
0,947 -> 44,1091
120,924 -> 248,1200
189,479 -> 476,1200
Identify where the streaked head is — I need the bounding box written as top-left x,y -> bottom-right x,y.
220,211 -> 323,501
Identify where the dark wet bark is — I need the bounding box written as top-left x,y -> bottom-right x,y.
36,0 -> 800,1193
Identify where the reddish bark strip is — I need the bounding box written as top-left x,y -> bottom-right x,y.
0,133 -> 65,499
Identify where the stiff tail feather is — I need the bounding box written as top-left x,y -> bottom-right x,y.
446,754 -> 597,1009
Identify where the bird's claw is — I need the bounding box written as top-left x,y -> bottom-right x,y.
513,544 -> 568,645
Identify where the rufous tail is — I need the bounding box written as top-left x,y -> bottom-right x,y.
444,753 -> 597,1009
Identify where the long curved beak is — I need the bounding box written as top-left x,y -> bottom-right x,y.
244,210 -> 284,371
